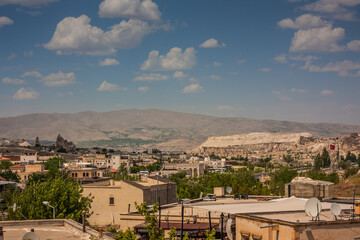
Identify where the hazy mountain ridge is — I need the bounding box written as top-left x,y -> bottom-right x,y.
0,109 -> 359,150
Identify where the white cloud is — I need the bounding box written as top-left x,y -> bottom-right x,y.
138,86 -> 149,92
182,83 -> 204,94
278,14 -> 330,29
0,16 -> 13,28
302,0 -> 360,21
209,75 -> 221,80
40,71 -> 76,87
213,61 -> 222,67
199,38 -> 226,48
291,88 -> 305,93
321,89 -> 334,96
8,53 -> 16,61
22,71 -> 43,78
141,47 -> 197,71
289,55 -> 320,69
216,105 -> 233,111
44,15 -> 152,55
24,51 -> 34,57
173,71 -> 187,79
97,80 -> 127,91
290,26 -> 345,52
134,73 -> 168,81
306,60 -> 360,77
99,58 -> 120,66
272,90 -> 291,101
274,54 -> 287,63
99,0 -> 161,21
260,68 -> 271,72
13,88 -> 39,100
347,40 -> 360,52
2,77 -> 25,85
0,0 -> 58,7
237,59 -> 246,65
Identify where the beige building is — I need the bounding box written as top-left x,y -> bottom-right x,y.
235,210 -> 360,240
9,164 -> 46,182
285,177 -> 334,199
162,163 -> 205,177
82,175 -> 177,227
66,162 -> 109,181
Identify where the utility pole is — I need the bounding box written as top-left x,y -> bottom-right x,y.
180,202 -> 184,240
220,213 -> 224,240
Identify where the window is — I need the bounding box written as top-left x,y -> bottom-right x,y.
109,197 -> 114,205
86,172 -> 89,177
83,173 -> 85,177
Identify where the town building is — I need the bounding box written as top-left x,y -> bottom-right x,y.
9,164 -> 47,183
82,176 -> 177,227
161,163 -> 205,177
65,162 -> 109,182
285,177 -> 334,199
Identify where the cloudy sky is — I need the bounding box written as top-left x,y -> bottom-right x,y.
1,0 -> 360,125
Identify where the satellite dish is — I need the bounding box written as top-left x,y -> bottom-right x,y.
305,198 -> 322,218
330,203 -> 341,217
22,232 -> 40,240
226,187 -> 232,194
226,218 -> 234,240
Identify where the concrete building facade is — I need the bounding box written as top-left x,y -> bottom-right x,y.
82,176 -> 177,227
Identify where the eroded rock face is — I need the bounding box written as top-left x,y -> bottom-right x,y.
342,133 -> 360,152
35,136 -> 40,146
299,136 -> 316,145
199,132 -> 312,148
55,134 -> 76,151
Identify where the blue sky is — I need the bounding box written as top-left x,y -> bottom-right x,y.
1,0 -> 360,125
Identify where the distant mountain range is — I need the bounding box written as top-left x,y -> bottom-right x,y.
0,109 -> 359,151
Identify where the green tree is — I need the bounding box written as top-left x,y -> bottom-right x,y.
344,166 -> 359,178
0,160 -> 13,170
115,228 -> 137,240
306,169 -> 339,184
269,167 -> 297,195
6,172 -> 92,222
313,153 -> 322,170
0,169 -> 20,182
283,154 -> 294,165
205,228 -> 216,240
321,148 -> 331,168
345,151 -> 357,162
136,202 -> 164,240
44,157 -> 66,171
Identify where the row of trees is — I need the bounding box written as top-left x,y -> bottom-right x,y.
1,158 -> 93,222
170,168 -> 272,199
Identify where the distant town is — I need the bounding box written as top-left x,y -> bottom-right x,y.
0,132 -> 360,239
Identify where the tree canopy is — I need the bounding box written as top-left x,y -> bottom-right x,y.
4,171 -> 92,222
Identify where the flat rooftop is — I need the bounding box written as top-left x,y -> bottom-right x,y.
0,219 -> 112,240
192,197 -> 352,214
249,210 -> 346,223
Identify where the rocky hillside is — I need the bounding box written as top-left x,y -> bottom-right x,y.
0,109 -> 359,151
199,132 -> 312,148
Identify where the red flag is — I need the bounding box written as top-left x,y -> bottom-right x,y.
330,144 -> 335,150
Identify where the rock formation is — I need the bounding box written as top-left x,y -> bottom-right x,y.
55,134 -> 76,152
35,136 -> 40,147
